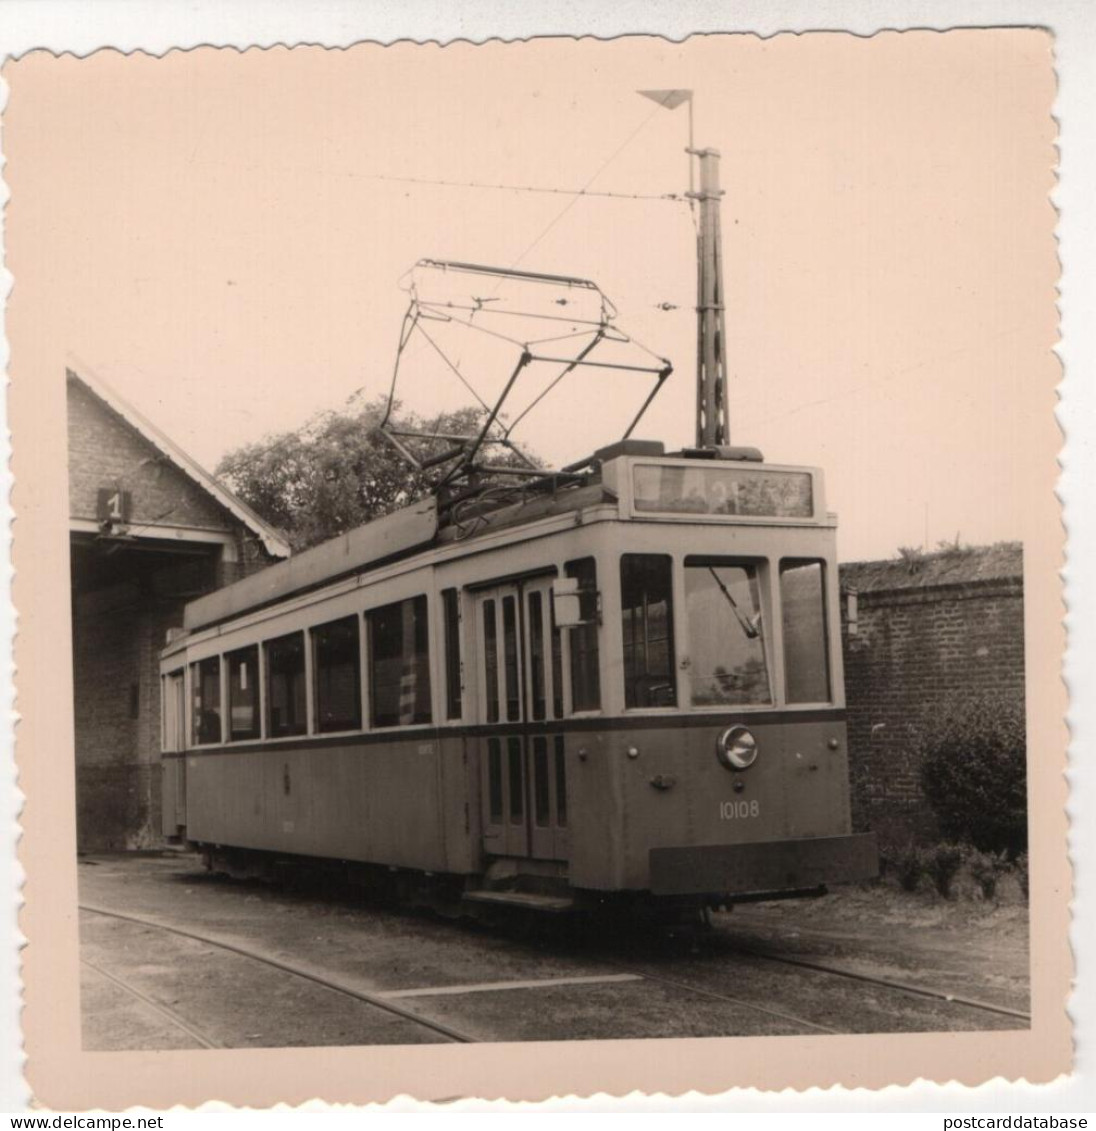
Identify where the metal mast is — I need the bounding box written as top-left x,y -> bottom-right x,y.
637,90 -> 730,448
688,146 -> 729,449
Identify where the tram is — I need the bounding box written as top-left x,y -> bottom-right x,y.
159,142 -> 877,917
160,438 -> 876,914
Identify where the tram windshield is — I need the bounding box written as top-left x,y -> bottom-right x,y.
684,558 -> 772,706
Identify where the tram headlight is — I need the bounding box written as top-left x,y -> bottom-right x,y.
717,725 -> 758,771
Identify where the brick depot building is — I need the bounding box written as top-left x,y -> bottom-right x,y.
68,368 -> 290,850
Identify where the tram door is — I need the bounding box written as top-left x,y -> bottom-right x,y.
475,579 -> 569,861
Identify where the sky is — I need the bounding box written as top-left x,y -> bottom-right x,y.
4,31 -> 1058,561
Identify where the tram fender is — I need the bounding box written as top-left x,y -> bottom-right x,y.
648,833 -> 878,896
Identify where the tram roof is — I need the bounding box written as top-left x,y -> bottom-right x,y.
179,443 -> 827,634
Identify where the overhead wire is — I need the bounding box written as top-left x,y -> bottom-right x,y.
377,96 -> 685,481
386,92 -> 686,391
369,171 -> 685,204
504,93 -> 681,275
746,325 -> 1026,431
432,94 -> 682,444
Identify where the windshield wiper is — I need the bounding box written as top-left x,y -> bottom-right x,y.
707,567 -> 761,639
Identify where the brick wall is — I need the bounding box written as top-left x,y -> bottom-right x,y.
73,549 -> 277,850
69,375 -> 281,850
72,577 -> 178,848
839,549 -> 1024,851
68,379 -> 237,532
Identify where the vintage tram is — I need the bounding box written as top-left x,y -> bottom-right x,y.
160,439 -> 877,916
160,138 -> 877,917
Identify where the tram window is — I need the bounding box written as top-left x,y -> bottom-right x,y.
554,736 -> 568,827
483,599 -> 500,724
566,558 -> 601,711
226,645 -> 260,741
502,595 -> 520,722
620,555 -> 676,708
684,558 -> 772,706
265,632 -> 307,737
780,560 -> 831,703
507,736 -> 523,824
533,736 -> 550,826
550,605 -> 564,719
367,595 -> 432,728
312,616 -> 362,733
190,656 -> 222,745
442,588 -> 462,720
487,737 -> 503,823
528,590 -> 547,721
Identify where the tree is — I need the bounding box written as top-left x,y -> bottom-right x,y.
216,396 -> 534,550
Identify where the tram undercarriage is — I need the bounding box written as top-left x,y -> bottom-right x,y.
194,827 -> 875,928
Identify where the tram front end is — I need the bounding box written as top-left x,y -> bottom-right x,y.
561,454 -> 878,908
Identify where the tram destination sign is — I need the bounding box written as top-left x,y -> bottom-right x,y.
632,463 -> 815,519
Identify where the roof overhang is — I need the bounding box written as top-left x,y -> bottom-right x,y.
67,361 -> 291,560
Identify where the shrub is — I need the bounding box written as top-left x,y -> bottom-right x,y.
916,692 -> 1027,859
1015,851 -> 1030,898
925,843 -> 965,899
967,848 -> 1010,902
894,845 -> 926,892
935,534 -> 975,558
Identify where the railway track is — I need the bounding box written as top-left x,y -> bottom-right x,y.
81,902 -> 842,1042
81,956 -> 222,1049
79,904 -> 479,1045
723,942 -> 1031,1023
601,924 -> 1030,1032
615,964 -> 840,1034
81,901 -> 1028,1046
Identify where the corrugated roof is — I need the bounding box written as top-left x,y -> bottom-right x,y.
839,541 -> 1022,593
67,363 -> 291,559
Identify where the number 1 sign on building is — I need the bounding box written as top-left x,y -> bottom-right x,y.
96,487 -> 131,533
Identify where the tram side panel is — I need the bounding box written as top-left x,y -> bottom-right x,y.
564,727 -> 629,892
161,757 -> 186,840
439,734 -> 483,875
184,736 -> 458,873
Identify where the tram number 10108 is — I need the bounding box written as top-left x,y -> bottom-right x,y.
720,799 -> 761,820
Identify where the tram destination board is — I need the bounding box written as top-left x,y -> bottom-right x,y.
632,463 -> 816,519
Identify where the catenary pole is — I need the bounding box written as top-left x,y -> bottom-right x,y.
688,145 -> 729,448
638,89 -> 729,448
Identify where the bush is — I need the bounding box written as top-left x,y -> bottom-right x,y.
1015,851 -> 1030,898
893,845 -> 926,892
916,692 -> 1027,859
925,843 -> 964,899
967,848 -> 1010,902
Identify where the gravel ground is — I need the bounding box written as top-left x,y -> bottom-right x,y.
78,851 -> 1030,1050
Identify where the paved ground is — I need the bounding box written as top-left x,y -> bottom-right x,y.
78,852 -> 1030,1050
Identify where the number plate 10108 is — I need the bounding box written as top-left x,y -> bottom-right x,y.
720,799 -> 760,820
